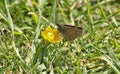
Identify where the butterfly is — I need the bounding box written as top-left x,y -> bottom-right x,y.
56,24 -> 83,41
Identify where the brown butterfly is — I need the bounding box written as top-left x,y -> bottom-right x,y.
56,24 -> 83,41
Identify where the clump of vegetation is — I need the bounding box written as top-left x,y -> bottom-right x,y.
0,0 -> 120,74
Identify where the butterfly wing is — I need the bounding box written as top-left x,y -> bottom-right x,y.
56,24 -> 83,41
63,25 -> 82,41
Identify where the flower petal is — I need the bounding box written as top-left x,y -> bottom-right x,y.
42,26 -> 61,43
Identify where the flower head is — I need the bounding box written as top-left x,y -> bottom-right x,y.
42,26 -> 61,43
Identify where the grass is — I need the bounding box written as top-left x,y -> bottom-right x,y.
0,0 -> 120,74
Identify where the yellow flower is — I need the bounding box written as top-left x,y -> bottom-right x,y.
42,26 -> 61,43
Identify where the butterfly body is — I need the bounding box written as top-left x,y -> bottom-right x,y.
56,24 -> 83,41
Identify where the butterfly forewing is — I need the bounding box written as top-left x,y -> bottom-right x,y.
56,24 -> 83,41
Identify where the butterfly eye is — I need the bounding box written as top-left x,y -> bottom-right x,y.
56,24 -> 64,32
